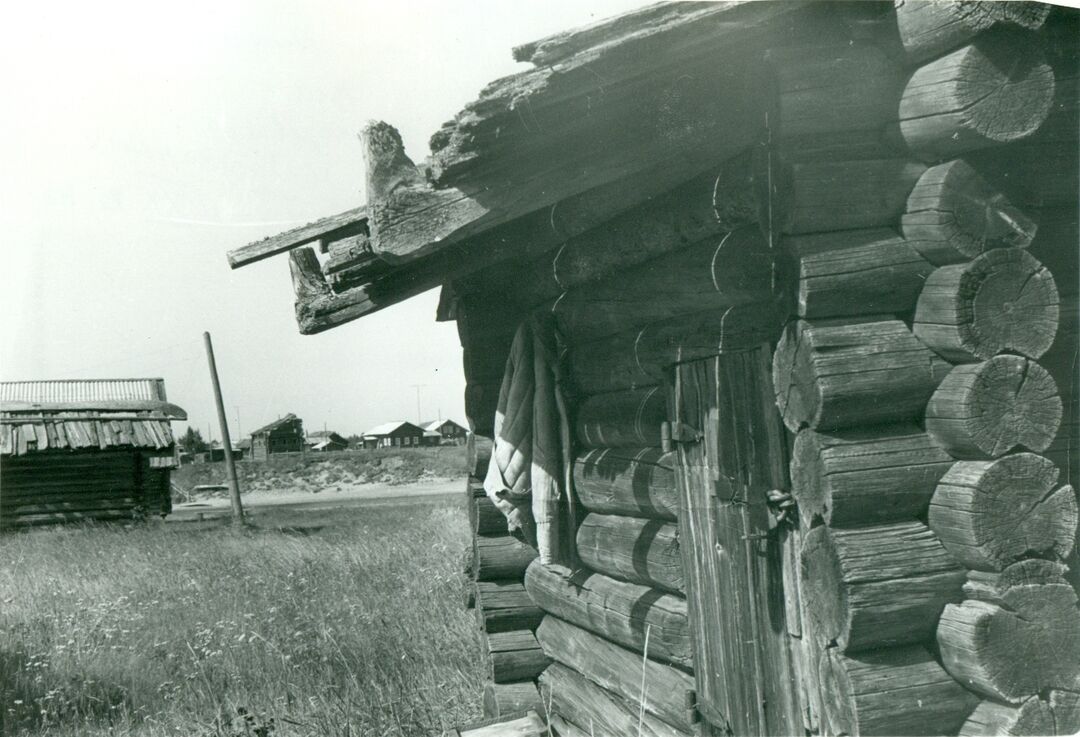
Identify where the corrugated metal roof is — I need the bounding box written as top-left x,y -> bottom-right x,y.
0,379 -> 167,403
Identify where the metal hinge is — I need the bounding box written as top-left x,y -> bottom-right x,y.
661,421 -> 702,452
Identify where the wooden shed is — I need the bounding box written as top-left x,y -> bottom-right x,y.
423,419 -> 468,445
227,3 -> 1080,735
0,379 -> 186,528
362,421 -> 437,449
307,430 -> 349,451
249,413 -> 304,460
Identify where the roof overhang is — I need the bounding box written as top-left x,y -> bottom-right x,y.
227,1 -> 816,334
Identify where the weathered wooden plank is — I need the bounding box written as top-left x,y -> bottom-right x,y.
576,513 -> 683,593
535,615 -> 696,733
228,205 -> 367,268
672,348 -> 800,736
523,561 -> 690,669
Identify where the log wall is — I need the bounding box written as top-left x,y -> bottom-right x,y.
768,6 -> 1080,735
452,4 -> 1079,735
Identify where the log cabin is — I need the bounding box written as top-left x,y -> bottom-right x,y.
226,2 -> 1080,735
248,413 -> 305,460
0,379 -> 186,528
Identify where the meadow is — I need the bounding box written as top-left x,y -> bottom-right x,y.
0,496 -> 486,737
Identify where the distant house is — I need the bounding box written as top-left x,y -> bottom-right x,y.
421,419 -> 468,445
249,414 -> 304,460
199,439 -> 245,463
307,430 -> 348,452
362,421 -> 437,449
0,378 -> 186,528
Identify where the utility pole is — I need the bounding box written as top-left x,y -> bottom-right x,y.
203,331 -> 244,524
410,384 -> 426,424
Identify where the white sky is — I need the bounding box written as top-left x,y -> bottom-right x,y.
0,0 -> 648,439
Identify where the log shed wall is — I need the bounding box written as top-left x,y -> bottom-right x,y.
227,2 -> 1080,735
450,4 -> 1080,736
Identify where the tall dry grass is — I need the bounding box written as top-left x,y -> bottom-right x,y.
0,499 -> 485,736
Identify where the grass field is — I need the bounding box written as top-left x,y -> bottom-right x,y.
0,495 -> 486,737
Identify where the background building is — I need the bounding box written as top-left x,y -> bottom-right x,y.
0,378 -> 185,528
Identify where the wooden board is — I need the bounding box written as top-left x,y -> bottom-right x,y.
672,347 -> 800,736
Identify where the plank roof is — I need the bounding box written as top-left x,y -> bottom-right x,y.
226,0 -> 813,334
0,379 -> 182,457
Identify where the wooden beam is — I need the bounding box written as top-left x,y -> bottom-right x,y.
227,205 -> 367,269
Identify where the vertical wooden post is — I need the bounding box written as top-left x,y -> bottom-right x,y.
203,331 -> 244,524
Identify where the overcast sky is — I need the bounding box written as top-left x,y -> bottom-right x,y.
0,0 -> 648,439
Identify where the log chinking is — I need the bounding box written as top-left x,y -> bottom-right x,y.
790,424 -> 954,527
772,317 -> 950,432
800,521 -> 965,652
925,356 -> 1063,460
535,616 -> 695,733
928,452 -> 1077,572
914,248 -> 1059,363
576,513 -> 684,594
818,645 -> 978,737
523,561 -> 691,669
895,30 -> 1056,161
